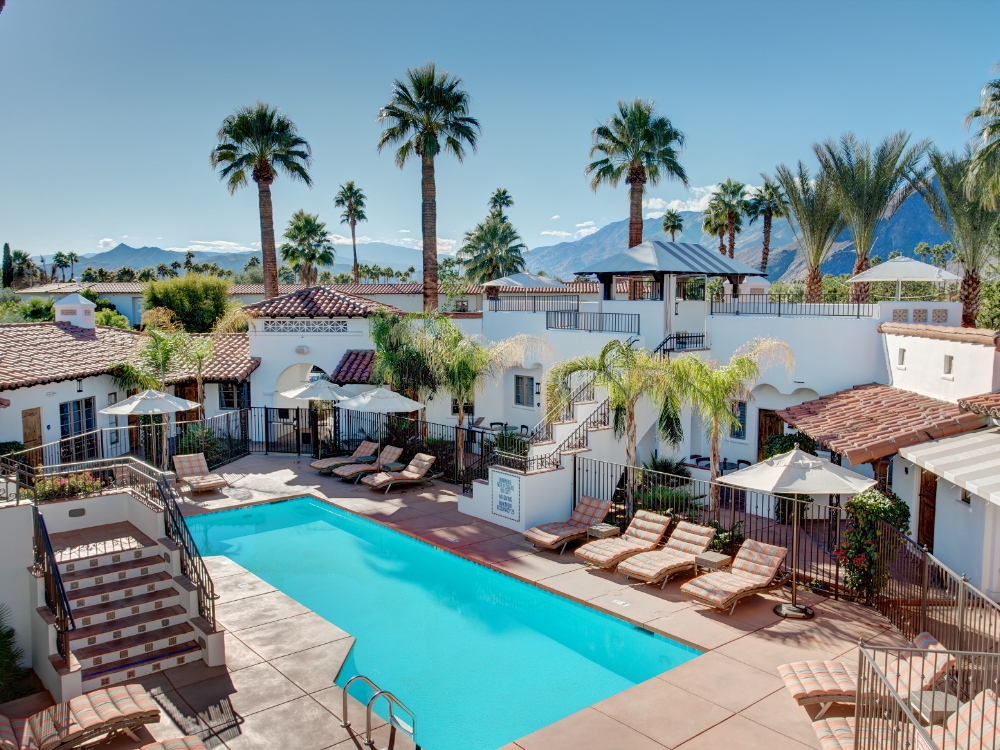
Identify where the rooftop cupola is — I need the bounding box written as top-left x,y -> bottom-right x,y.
54,292 -> 97,329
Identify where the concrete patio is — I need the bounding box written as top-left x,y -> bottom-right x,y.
1,452 -> 907,750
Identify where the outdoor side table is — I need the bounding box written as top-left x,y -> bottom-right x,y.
588,523 -> 620,539
355,455 -> 377,464
909,690 -> 960,725
383,462 -> 406,472
695,550 -> 732,573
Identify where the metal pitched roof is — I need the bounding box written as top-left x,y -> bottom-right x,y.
577,241 -> 764,277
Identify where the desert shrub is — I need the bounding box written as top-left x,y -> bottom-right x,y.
706,519 -> 745,554
835,487 -> 911,603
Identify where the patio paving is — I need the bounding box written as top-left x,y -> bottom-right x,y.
4,452 -> 903,749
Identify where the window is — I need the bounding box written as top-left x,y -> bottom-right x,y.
452,299 -> 469,313
107,393 -> 119,444
943,355 -> 954,376
60,397 -> 95,438
514,376 -> 535,407
897,349 -> 906,366
730,401 -> 747,440
451,399 -> 474,416
219,381 -> 250,410
961,488 -> 972,505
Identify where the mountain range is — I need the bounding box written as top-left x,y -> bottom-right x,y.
526,192 -> 949,281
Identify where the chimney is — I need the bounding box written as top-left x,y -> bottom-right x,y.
55,292 -> 97,329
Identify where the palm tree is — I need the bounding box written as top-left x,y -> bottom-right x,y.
717,179 -> 747,259
965,67 -> 1000,209
368,311 -> 438,407
703,196 -> 728,255
137,267 -> 157,282
673,339 -> 793,507
183,251 -> 196,272
661,209 -> 683,241
488,188 -> 514,218
910,147 -> 1000,326
53,252 -> 70,281
156,263 -> 170,279
178,336 -> 215,419
333,181 -> 368,284
378,63 -> 481,311
11,250 -> 36,287
279,210 -> 335,286
775,162 -> 847,302
459,213 -> 528,283
66,252 -> 80,280
546,340 -> 683,485
814,132 -> 927,303
745,177 -> 788,274
586,99 -> 688,248
211,102 -> 313,299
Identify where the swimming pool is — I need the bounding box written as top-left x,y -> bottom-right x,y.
186,497 -> 699,750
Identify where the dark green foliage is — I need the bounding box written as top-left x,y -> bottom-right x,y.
142,275 -> 232,333
978,279 -> 1000,330
637,485 -> 695,517
774,493 -> 812,525
836,487 -> 911,603
706,520 -> 745,554
1,243 -> 12,288
642,455 -> 691,478
21,298 -> 54,321
0,441 -> 24,458
175,425 -> 246,469
0,603 -> 30,703
762,433 -> 817,459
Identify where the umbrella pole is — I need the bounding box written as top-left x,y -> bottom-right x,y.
774,494 -> 814,620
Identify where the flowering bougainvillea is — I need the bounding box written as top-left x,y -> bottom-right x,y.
34,472 -> 103,501
835,487 -> 910,603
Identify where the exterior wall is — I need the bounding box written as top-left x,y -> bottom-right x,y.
877,301 -> 962,328
0,374 -> 122,445
932,478 -> 1000,597
0,503 -> 35,668
462,465 -> 572,533
891,456 -> 922,531
883,334 -> 999,402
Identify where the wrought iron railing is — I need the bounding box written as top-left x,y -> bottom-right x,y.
629,279 -> 662,300
553,398 -> 611,456
33,509 -> 75,661
487,295 -> 579,312
653,332 -> 707,355
546,311 -> 641,335
3,455 -> 167,506
710,293 -> 876,318
527,374 -> 595,445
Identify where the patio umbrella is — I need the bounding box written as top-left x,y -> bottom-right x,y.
337,387 -> 424,413
481,272 -> 567,289
849,256 -> 961,301
718,447 -> 875,620
99,390 -> 200,470
280,380 -> 352,401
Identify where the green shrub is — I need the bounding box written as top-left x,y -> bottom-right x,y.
706,519 -> 745,553
762,433 -> 816,459
142,275 -> 232,332
637,484 -> 697,518
20,298 -> 54,322
0,441 -> 25,458
175,425 -> 242,469
978,279 -> 1000,330
94,309 -> 131,329
774,493 -> 812,525
34,472 -> 104,500
642,455 -> 691,478
835,487 -> 911,603
0,603 -> 30,703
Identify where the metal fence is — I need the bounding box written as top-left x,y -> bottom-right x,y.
628,280 -> 662,300
574,457 -> 848,597
487,295 -> 580,312
546,311 -> 641,335
710,293 -> 876,318
654,332 -> 707,355
855,644 -> 1000,750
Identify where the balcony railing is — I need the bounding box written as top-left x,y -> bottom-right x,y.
710,293 -> 876,318
546,311 -> 640,335
628,279 -> 663,300
654,332 -> 707,355
487,295 -> 579,312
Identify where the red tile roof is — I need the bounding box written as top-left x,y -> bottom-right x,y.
228,284 -> 306,295
330,350 -> 375,385
877,322 -> 1000,347
170,335 -> 261,385
241,286 -> 401,318
958,393 -> 1000,419
776,383 -> 989,464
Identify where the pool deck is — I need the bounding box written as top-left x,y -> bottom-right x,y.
10,453 -> 907,750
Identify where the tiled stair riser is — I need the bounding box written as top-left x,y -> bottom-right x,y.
75,625 -> 196,670
63,558 -> 167,592
57,545 -> 161,574
81,643 -> 202,692
68,605 -> 190,647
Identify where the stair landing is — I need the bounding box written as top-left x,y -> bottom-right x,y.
49,521 -> 156,564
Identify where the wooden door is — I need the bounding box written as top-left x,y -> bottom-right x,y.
757,409 -> 785,461
918,469 -> 938,553
21,407 -> 42,466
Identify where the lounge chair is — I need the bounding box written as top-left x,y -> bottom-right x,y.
574,510 -> 671,569
616,521 -> 717,588
333,445 -> 403,483
309,440 -> 378,474
140,740 -> 209,750
523,495 -> 613,554
779,632 -> 954,718
0,683 -> 160,750
360,453 -> 437,493
171,453 -> 228,493
680,538 -> 790,615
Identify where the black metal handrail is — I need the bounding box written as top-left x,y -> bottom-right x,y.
629,279 -> 662,300
157,475 -> 217,630
527,374 -> 595,445
487,295 -> 579,312
546,311 -> 640,335
490,449 -> 560,474
34,510 -> 75,661
710,293 -> 876,318
653,332 -> 707,355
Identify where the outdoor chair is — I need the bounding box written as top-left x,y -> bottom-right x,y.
0,683 -> 160,750
522,495 -> 613,554
737,459 -> 751,469
574,510 -> 670,569
680,538 -> 790,615
309,440 -> 378,474
779,632 -> 954,718
171,453 -> 228,493
489,422 -> 506,431
333,445 -> 403,483
360,453 -> 438,494
616,521 -> 717,588
695,457 -> 710,468
140,740 -> 209,750
520,425 -> 529,435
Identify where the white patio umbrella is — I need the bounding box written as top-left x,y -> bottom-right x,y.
718,447 -> 875,620
850,256 -> 961,301
337,387 -> 424,414
280,380 -> 352,401
99,390 -> 200,470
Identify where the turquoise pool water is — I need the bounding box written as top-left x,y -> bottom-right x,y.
186,497 -> 699,750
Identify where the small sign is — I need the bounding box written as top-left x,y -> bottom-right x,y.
491,468 -> 522,523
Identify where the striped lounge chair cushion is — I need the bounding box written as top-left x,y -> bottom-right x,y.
402,453 -> 435,478
524,522 -> 588,548
812,716 -> 855,750
576,511 -> 669,567
184,474 -> 227,491
0,715 -> 17,750
663,521 -> 716,556
680,539 -> 787,607
172,453 -> 211,479
616,549 -> 693,581
730,539 -> 787,583
930,689 -> 999,750
141,738 -> 210,750
310,440 -> 378,470
778,661 -> 858,702
334,447 -> 402,478
569,495 -> 611,527
622,510 -> 671,545
884,638 -> 953,698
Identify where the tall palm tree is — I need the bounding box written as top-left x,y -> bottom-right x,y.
11,250 -> 35,287
673,339 -> 793,506
368,311 -> 439,407
911,147 -> 1000,326
334,181 -> 367,284
661,209 -> 683,241
965,67 -> 1000,209
378,63 -> 481,311
546,340 -> 683,487
814,131 -> 927,303
279,210 -> 335,286
459,213 -> 528,283
745,177 -> 788,274
66,252 -> 80,280
775,162 -> 847,302
586,99 -> 688,248
488,188 -> 513,218
52,252 -> 69,281
211,102 -> 313,299
702,200 -> 727,256
717,179 -> 747,259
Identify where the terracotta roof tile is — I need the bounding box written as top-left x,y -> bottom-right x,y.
775,383 -> 989,464
330,350 -> 375,385
959,392 -> 1000,419
228,284 -> 306,295
877,322 -> 1000,347
241,287 -> 401,318
169,334 -> 260,385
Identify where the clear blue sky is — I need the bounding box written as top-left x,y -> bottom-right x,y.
1,0 -> 997,259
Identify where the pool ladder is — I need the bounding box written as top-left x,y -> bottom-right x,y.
341,675 -> 420,750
